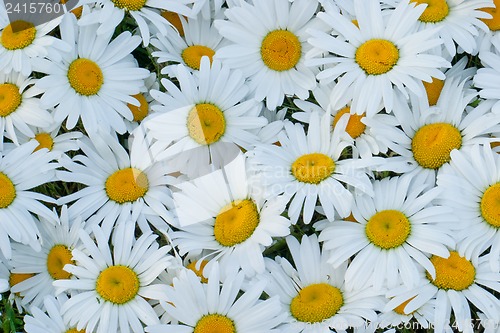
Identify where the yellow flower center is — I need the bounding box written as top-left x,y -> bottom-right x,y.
47,244 -> 74,280
365,210 -> 411,249
423,78 -> 444,106
291,153 -> 335,184
1,21 -> 36,50
105,167 -> 149,204
186,260 -> 208,283
332,106 -> 366,139
481,0 -> 500,31
480,183 -> 500,228
161,10 -> 185,36
411,123 -> 462,169
0,83 -> 22,117
9,273 -> 34,287
214,199 -> 259,247
194,314 -> 236,333
187,103 -> 226,145
96,265 -> 140,304
181,45 -> 215,70
261,29 -> 302,72
355,39 -> 399,75
410,0 -> 450,23
65,328 -> 85,333
427,251 -> 475,291
67,58 -> 104,96
393,296 -> 416,315
0,172 -> 16,209
127,93 -> 149,122
111,0 -> 146,11
290,283 -> 344,323
33,133 -> 54,152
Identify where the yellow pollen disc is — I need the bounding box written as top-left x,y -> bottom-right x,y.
214,199 -> 259,247
481,0 -> 500,31
291,153 -> 335,184
34,133 -> 54,152
290,283 -> 344,323
365,210 -> 411,249
67,58 -> 104,96
1,21 -> 36,50
427,251 -> 475,291
47,244 -> 74,280
0,172 -> 16,209
105,167 -> 149,204
480,183 -> 500,228
127,93 -> 149,122
411,123 -> 462,169
332,106 -> 366,139
194,314 -> 236,333
187,103 -> 226,145
0,83 -> 22,117
161,10 -> 185,36
96,265 -> 140,304
111,0 -> 146,11
410,0 -> 450,23
186,260 -> 208,283
9,273 -> 34,287
65,328 -> 85,333
261,29 -> 302,72
181,45 -> 215,70
393,296 -> 416,315
423,78 -> 444,106
355,39 -> 399,75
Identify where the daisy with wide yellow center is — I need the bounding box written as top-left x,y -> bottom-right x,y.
67,58 -> 104,96
410,0 -> 450,23
1,21 -> 36,51
214,199 -> 259,247
46,245 -> 74,280
194,314 -> 236,333
427,252 -> 475,291
0,172 -> 16,209
261,30 -> 302,72
332,107 -> 367,139
0,83 -> 22,117
96,265 -> 140,304
187,103 -> 226,145
105,167 -> 149,204
290,283 -> 344,323
355,39 -> 399,76
291,153 -> 335,184
182,45 -> 215,70
365,210 -> 411,250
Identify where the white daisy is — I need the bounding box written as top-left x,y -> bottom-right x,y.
0,71 -> 52,146
171,153 -> 291,277
34,16 -> 149,135
214,0 -> 318,110
9,206 -> 84,310
384,252 -> 500,333
306,0 -> 450,116
476,0 -> 500,52
146,262 -> 287,333
0,141 -> 58,259
53,220 -> 174,333
249,110 -> 376,224
378,295 -> 436,330
57,128 -> 176,237
317,173 -> 456,291
24,295 -> 84,333
437,144 -> 500,271
262,234 -> 383,332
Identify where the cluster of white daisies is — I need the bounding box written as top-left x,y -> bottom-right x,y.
0,0 -> 499,332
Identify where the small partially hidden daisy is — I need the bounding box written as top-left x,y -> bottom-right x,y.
262,235 -> 383,332
24,295 -> 84,333
214,0 -> 318,110
146,262 -> 287,333
53,220 -> 174,333
306,0 -> 450,116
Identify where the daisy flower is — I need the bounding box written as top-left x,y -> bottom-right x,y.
367,76 -> 500,179
0,141 -> 58,259
150,9 -> 227,78
0,11 -> 70,76
384,252 -> 500,333
144,57 -> 268,159
146,262 -> 287,333
317,173 -> 456,291
0,71 -> 52,146
377,291 -> 436,329
214,0 -> 318,110
437,144 -> 500,271
57,128 -> 177,236
53,220 -> 174,333
474,49 -> 500,113
262,234 -> 383,332
250,110 -> 376,224
476,0 -> 500,52
171,153 -> 291,277
9,206 -> 84,310
306,0 -> 450,116
34,17 -> 149,135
